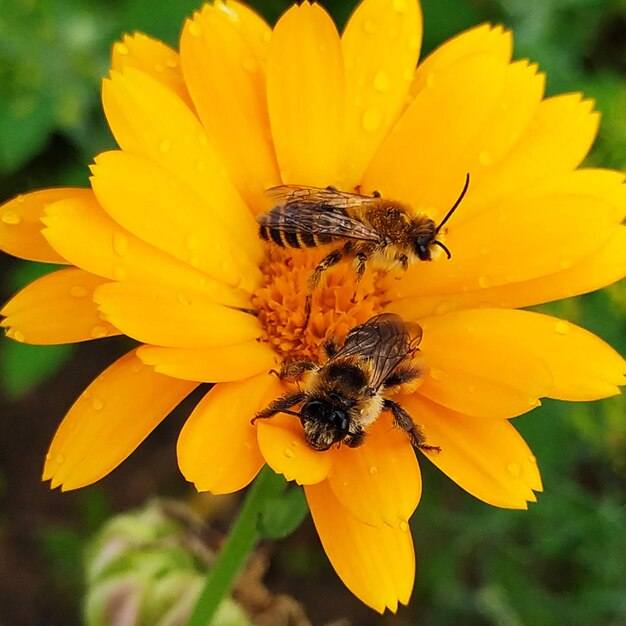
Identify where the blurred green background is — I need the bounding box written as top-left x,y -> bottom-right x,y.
0,0 -> 625,624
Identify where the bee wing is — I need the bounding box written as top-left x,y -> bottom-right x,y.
266,184 -> 375,211
332,313 -> 414,391
260,187 -> 381,242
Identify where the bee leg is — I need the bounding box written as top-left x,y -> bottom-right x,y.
252,392 -> 306,424
304,248 -> 346,329
323,337 -> 339,358
351,252 -> 368,304
384,399 -> 441,453
382,368 -> 419,393
344,428 -> 366,448
279,360 -> 316,383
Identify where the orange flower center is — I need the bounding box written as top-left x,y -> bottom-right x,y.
252,247 -> 391,364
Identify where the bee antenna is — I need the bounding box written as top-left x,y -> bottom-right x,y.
435,172 -> 470,235
433,240 -> 452,259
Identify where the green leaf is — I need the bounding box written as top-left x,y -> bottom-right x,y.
257,485 -> 309,539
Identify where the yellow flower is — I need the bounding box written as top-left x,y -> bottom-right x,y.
1,0 -> 625,613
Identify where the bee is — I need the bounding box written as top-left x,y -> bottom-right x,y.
252,313 -> 439,453
258,174 -> 470,327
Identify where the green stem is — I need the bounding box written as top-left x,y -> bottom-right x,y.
186,465 -> 286,626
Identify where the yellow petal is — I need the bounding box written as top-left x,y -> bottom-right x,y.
177,374 -> 270,494
305,480 -> 414,613
462,94 -> 599,218
341,0 -> 422,188
101,68 -> 259,257
0,189 -> 89,264
256,378 -> 335,484
327,412 -> 421,527
42,194 -> 248,309
90,151 -> 262,292
417,311 -> 554,418
1,268 -> 118,344
110,33 -> 191,107
401,395 -> 542,508
137,341 -> 279,383
387,224 -> 626,317
363,49 -> 509,216
180,5 -> 279,211
409,24 -> 512,102
437,309 -> 624,401
392,169 -> 624,299
43,350 -> 197,490
267,2 -> 344,186
94,282 -> 261,348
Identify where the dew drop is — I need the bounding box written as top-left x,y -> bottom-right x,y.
369,465 -> 379,475
159,138 -> 172,153
554,320 -> 570,335
467,384 -> 476,393
56,454 -> 65,465
112,265 -> 127,281
177,294 -> 192,306
154,63 -> 165,73
188,21 -> 202,37
527,454 -> 537,465
373,70 -> 391,93
91,325 -> 108,339
45,452 -> 52,462
131,362 -> 143,374
116,43 -> 129,56
478,274 -> 492,288
399,520 -> 409,532
434,300 -> 453,315
507,462 -> 522,478
1,210 -> 22,225
113,232 -> 129,256
430,367 -> 444,381
92,398 -> 105,411
189,255 -> 201,268
478,150 -> 493,166
407,34 -> 420,52
166,58 -> 178,69
284,448 -> 295,458
69,285 -> 88,298
13,330 -> 26,342
362,107 -> 382,134
560,259 -> 572,270
363,19 -> 377,34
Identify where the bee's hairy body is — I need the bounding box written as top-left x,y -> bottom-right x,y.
253,313 -> 439,453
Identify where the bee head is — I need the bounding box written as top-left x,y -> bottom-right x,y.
410,220 -> 438,261
300,398 -> 350,451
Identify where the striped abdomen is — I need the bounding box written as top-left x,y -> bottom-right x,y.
258,206 -> 334,249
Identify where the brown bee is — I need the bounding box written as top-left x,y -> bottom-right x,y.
258,174 -> 470,326
253,313 -> 439,453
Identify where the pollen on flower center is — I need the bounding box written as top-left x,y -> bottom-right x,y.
251,247 -> 391,364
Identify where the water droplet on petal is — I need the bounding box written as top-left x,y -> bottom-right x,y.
479,150 -> 493,166
189,255 -> 201,268
92,398 -> 105,411
362,107 -> 382,134
507,462 -> 522,478
560,259 -> 572,270
188,21 -> 202,37
363,19 -> 377,34
408,34 -> 420,52
70,285 -> 88,298
374,70 -> 391,93
430,367 -> 444,381
177,294 -> 192,306
468,384 -> 476,393
527,454 -> 537,465
166,58 -> 178,69
1,211 -> 22,225
369,465 -> 379,475
399,520 -> 409,532
113,232 -> 129,256
132,362 -> 143,374
45,453 -> 52,462
284,448 -> 295,458
13,330 -> 26,342
242,56 -> 256,72
154,63 -> 164,73
434,300 -> 453,315
555,320 -> 570,335
159,139 -> 172,153
91,325 -> 108,339
478,274 -> 492,288
56,454 -> 65,464
116,43 -> 129,56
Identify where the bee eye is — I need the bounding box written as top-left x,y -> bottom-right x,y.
329,410 -> 349,435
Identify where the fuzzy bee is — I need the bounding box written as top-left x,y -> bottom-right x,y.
258,174 -> 470,327
253,313 -> 439,453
